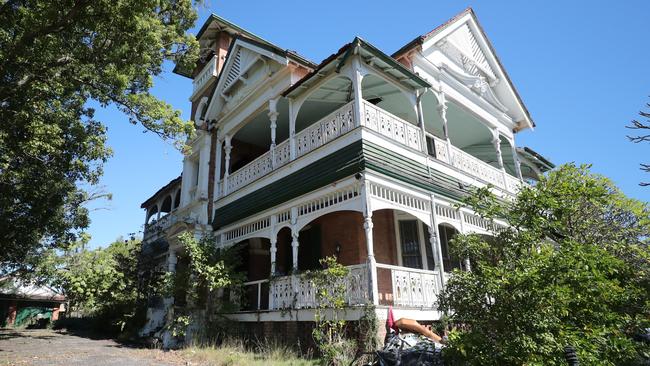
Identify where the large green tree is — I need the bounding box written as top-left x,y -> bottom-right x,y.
439,164 -> 650,365
0,0 -> 199,268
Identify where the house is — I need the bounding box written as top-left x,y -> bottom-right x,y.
139,8 -> 553,342
0,278 -> 66,328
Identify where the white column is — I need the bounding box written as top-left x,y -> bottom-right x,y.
416,89 -> 428,154
360,178 -> 379,305
351,57 -> 364,130
269,215 -> 278,275
288,100 -> 297,160
180,157 -> 193,207
291,231 -> 299,272
436,90 -> 453,160
458,211 -> 472,272
269,99 -> 279,167
222,135 -> 232,196
510,139 -> 524,181
198,133 -> 211,200
429,194 -> 446,288
214,137 -> 223,199
290,207 -> 299,272
156,203 -> 161,220
492,129 -> 508,187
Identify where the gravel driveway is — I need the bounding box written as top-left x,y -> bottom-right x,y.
0,329 -> 182,366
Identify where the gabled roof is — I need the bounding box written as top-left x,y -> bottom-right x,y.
393,7 -> 535,130
174,14 -> 316,77
283,37 -> 431,99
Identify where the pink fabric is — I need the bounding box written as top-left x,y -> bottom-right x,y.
387,306 -> 398,333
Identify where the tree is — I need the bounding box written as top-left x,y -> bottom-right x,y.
0,0 -> 199,268
439,164 -> 650,365
627,99 -> 650,186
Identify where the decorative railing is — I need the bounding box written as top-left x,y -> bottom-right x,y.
143,213 -> 176,240
191,55 -> 218,99
449,144 -> 505,187
361,100 -> 422,151
218,98 -> 521,199
223,101 -> 356,196
226,152 -> 273,193
295,101 -> 355,159
377,263 -> 440,308
427,134 -> 523,192
269,264 -> 369,310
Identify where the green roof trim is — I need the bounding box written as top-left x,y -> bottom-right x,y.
212,139 -> 471,230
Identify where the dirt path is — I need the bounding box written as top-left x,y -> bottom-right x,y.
0,329 -> 183,366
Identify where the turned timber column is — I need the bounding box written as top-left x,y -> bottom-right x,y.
436,90 -> 452,160
269,99 -> 278,168
351,56 -> 364,129
510,137 -> 524,181
457,210 -> 472,272
290,207 -> 299,272
360,177 -> 379,305
269,215 -> 278,275
214,137 -> 223,199
288,100 -> 297,161
416,89 -> 428,154
492,128 -> 508,187
222,134 -> 232,196
429,194 -> 446,288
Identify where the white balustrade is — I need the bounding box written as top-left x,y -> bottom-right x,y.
449,145 -> 505,188
191,55 -> 218,99
269,264 -> 368,310
226,152 -> 273,193
222,102 -> 356,196
361,100 -> 422,151
377,263 -> 440,308
295,101 -> 355,159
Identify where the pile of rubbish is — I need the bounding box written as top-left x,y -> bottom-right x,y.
374,308 -> 446,366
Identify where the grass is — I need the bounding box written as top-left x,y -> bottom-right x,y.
177,339 -> 320,366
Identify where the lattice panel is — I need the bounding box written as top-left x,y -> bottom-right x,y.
224,217 -> 270,242
368,182 -> 430,214
297,185 -> 360,217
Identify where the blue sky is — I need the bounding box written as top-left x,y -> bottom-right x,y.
86,0 -> 650,248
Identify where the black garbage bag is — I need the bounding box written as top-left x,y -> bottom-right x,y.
376,332 -> 444,366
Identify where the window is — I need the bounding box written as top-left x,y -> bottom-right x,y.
395,212 -> 440,271
399,220 -> 422,269
438,224 -> 463,272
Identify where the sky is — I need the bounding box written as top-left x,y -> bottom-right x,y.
86,0 -> 650,248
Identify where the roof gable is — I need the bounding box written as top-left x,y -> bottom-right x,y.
395,8 -> 534,130
205,37 -> 290,120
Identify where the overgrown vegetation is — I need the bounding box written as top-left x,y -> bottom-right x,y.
179,339 -> 319,366
165,233 -> 245,343
439,164 -> 650,365
307,256 -> 356,366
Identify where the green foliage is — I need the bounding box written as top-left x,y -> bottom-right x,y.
439,164 -> 650,365
35,236 -> 155,335
307,256 -> 356,366
178,233 -> 245,309
0,0 -> 199,268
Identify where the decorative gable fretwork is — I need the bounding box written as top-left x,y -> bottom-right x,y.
441,23 -> 496,81
222,46 -> 261,94
435,22 -> 509,113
